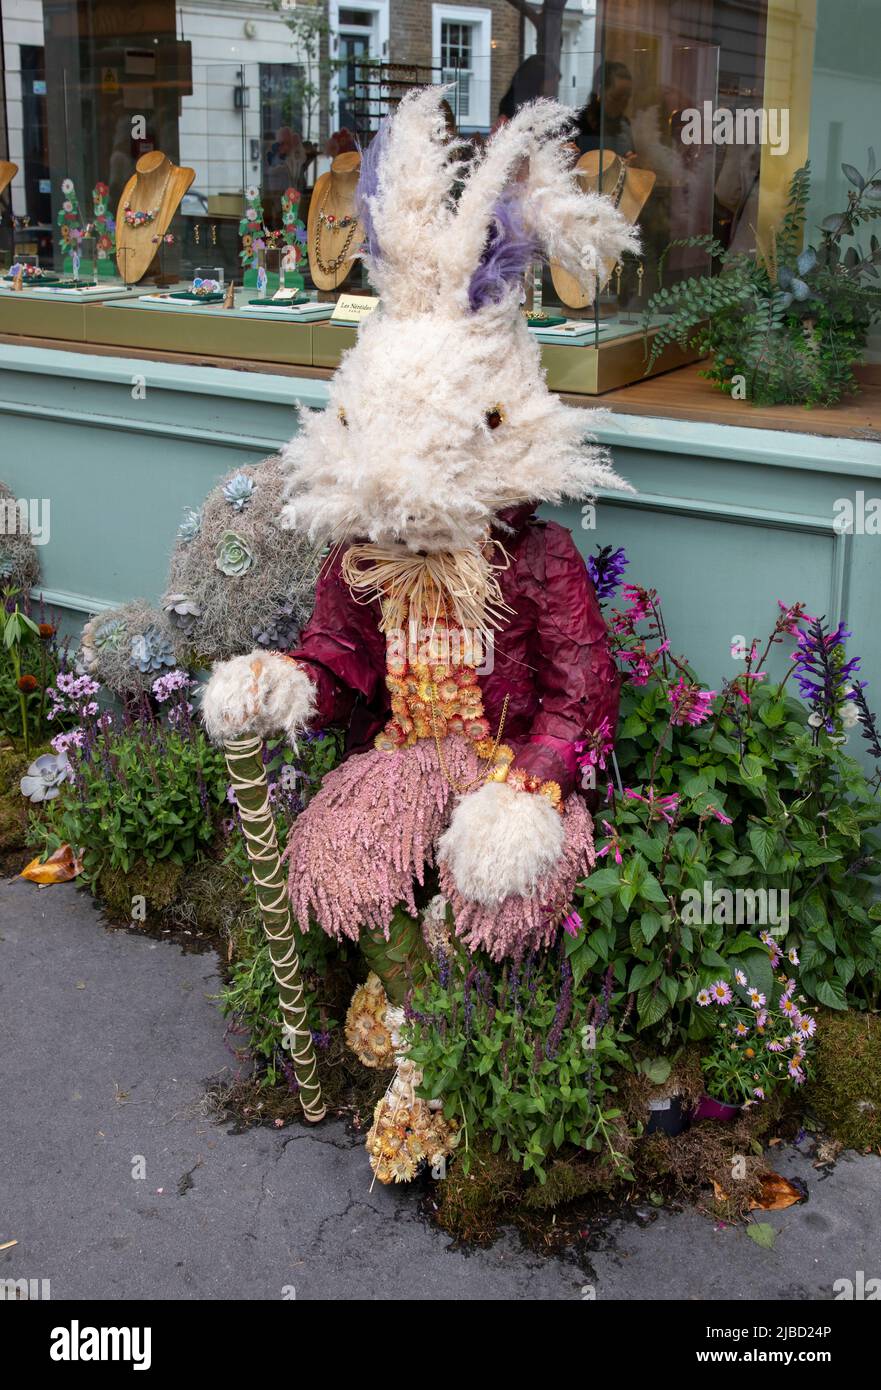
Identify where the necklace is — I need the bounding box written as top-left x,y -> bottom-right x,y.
123,170 -> 172,228
430,689 -> 510,795
608,157 -> 628,208
123,202 -> 159,227
318,209 -> 358,230
313,187 -> 360,275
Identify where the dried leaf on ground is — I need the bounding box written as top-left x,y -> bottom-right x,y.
20,844 -> 83,883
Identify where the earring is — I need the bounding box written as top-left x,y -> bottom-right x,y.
194,224 -> 200,245
210,224 -> 217,246
636,263 -> 645,299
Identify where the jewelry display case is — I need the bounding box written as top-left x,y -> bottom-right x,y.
0,0 -> 863,397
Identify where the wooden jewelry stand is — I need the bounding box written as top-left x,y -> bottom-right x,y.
0,161 -> 18,199
551,151 -> 656,312
307,151 -> 363,295
115,151 -> 194,285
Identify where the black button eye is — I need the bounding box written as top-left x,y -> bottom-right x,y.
486,405 -> 504,430
338,407 -> 348,427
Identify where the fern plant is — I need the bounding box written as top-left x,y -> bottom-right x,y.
642,153 -> 881,406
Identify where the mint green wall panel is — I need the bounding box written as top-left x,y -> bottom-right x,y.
1,344 -> 879,768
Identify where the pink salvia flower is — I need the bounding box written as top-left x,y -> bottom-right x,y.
561,910 -> 581,938
668,677 -> 716,727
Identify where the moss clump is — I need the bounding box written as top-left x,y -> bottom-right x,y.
0,480 -> 41,591
430,1136 -> 524,1243
521,1153 -> 616,1209
807,1010 -> 881,1150
0,794 -> 27,853
97,859 -> 184,918
78,600 -> 174,699
1,741 -> 54,871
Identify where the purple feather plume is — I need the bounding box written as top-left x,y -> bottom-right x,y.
355,121 -> 390,262
467,190 -> 537,312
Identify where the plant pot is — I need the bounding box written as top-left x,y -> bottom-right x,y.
692,1092 -> 740,1124
645,1093 -> 691,1137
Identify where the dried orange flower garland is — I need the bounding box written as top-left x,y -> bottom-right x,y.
373,611 -> 564,812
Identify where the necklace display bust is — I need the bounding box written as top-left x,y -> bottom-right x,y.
115,151 -> 194,284
307,152 -> 363,292
550,151 -> 656,309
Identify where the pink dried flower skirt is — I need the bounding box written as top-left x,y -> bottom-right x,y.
283,735 -> 594,959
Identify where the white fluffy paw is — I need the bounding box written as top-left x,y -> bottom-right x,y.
438,780 -> 565,906
201,649 -> 316,745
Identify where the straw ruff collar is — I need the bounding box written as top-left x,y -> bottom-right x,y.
340,539 -> 513,642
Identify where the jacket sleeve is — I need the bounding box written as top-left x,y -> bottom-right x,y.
511,521 -> 619,801
286,553 -> 386,729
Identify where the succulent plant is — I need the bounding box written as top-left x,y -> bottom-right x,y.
252,600 -> 302,649
20,751 -> 73,802
215,530 -> 253,577
177,507 -> 202,543
79,614 -> 127,672
222,473 -> 256,511
92,615 -> 127,651
778,249 -> 819,309
163,593 -> 201,636
130,624 -> 176,673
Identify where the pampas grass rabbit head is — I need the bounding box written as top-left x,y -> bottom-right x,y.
281,90 -> 639,554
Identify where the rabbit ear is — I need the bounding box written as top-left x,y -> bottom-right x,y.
356,87 -> 464,315
440,100 -> 568,306
439,99 -> 640,312
516,137 -> 641,298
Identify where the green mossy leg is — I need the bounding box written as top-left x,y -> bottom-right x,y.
359,906 -> 430,1006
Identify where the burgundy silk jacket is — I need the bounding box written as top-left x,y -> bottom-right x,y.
287,504 -> 619,801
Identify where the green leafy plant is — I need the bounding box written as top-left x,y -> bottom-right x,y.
0,590 -> 72,754
406,947 -> 634,1182
643,153 -> 881,405
37,674 -> 226,879
567,552 -> 881,1046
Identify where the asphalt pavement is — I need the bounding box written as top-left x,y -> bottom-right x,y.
1,877 -> 877,1301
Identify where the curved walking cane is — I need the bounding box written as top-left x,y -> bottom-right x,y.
224,734 -> 325,1123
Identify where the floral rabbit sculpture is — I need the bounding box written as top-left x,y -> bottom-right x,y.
203,90 -> 638,1178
